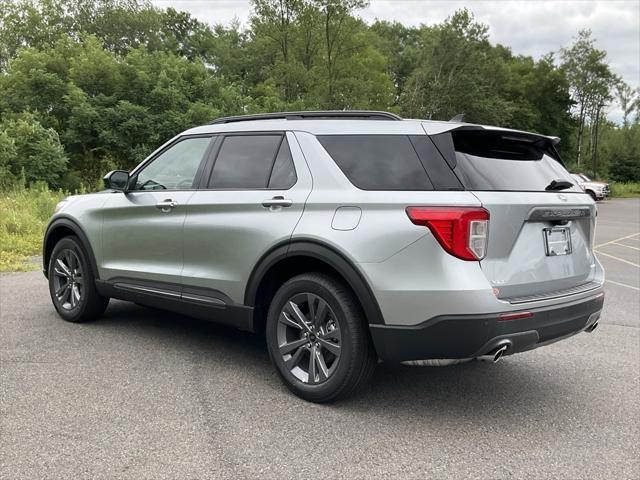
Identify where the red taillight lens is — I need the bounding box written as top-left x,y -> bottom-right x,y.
406,207 -> 489,261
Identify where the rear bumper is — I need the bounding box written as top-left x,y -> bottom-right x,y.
369,291 -> 604,362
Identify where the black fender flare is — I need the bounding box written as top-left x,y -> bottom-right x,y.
244,239 -> 385,325
42,216 -> 100,280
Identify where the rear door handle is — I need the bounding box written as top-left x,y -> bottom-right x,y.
156,199 -> 178,212
262,196 -> 293,208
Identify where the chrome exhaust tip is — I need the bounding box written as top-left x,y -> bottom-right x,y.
586,321 -> 599,333
493,344 -> 507,362
478,344 -> 509,363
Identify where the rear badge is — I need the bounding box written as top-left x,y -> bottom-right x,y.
543,227 -> 572,256
557,193 -> 568,202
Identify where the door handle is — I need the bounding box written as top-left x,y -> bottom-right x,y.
156,199 -> 178,212
262,196 -> 293,208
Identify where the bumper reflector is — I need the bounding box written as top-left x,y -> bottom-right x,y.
498,311 -> 534,321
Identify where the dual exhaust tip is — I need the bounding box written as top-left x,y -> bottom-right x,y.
409,321 -> 600,367
478,343 -> 510,363
586,321 -> 599,333
479,321 -> 599,363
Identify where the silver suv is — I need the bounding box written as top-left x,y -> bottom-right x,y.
44,111 -> 605,402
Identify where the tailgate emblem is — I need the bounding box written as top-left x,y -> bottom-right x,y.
557,193 -> 568,202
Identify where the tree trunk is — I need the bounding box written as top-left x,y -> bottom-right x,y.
592,107 -> 601,179
324,7 -> 333,102
576,103 -> 585,165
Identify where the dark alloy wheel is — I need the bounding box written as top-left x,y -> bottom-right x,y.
52,248 -> 84,310
277,292 -> 342,385
48,236 -> 109,322
266,273 -> 376,403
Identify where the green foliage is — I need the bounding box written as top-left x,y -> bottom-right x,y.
0,113 -> 68,188
0,0 -> 637,189
605,124 -> 640,182
0,129 -> 18,188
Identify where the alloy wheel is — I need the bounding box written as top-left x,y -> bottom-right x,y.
276,293 -> 342,384
52,249 -> 84,310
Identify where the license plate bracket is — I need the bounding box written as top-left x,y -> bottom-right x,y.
543,227 -> 572,256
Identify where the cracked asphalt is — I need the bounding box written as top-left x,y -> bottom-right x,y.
1,198 -> 639,479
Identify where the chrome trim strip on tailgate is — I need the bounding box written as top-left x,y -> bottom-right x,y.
505,281 -> 601,304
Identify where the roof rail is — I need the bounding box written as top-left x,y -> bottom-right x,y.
209,110 -> 402,124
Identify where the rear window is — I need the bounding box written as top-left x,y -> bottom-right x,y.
207,134 -> 296,190
317,135 -> 433,190
451,130 -> 581,192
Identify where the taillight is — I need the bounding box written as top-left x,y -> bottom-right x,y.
406,207 -> 489,261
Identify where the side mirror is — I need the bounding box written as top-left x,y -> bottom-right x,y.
103,170 -> 130,191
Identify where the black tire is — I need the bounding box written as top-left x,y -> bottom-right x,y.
587,190 -> 597,201
266,272 -> 377,403
48,235 -> 109,322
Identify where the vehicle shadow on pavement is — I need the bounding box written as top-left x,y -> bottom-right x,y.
95,300 -> 575,419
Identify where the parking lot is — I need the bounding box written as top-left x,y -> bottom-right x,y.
1,198 -> 638,479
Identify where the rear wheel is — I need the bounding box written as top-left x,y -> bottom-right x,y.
48,236 -> 109,322
587,190 -> 597,201
266,273 -> 376,403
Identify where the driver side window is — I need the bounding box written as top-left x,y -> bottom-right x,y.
132,136 -> 212,191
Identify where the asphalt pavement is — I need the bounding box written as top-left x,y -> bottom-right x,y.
1,198 -> 639,479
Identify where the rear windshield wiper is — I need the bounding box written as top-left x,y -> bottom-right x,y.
545,179 -> 573,191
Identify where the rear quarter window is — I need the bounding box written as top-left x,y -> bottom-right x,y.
317,135 -> 434,191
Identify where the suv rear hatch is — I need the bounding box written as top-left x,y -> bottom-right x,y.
433,127 -> 597,301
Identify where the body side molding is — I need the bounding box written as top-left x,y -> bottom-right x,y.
95,278 -> 254,331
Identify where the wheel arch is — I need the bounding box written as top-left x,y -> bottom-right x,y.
43,217 -> 99,280
245,239 -> 385,333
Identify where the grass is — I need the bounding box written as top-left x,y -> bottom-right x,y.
610,182 -> 640,198
0,185 -> 65,272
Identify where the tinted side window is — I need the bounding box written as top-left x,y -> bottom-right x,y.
268,138 -> 297,189
317,135 -> 433,191
409,136 -> 462,191
209,135 -> 282,189
133,136 -> 211,190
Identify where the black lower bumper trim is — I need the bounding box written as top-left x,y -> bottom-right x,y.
369,292 -> 604,362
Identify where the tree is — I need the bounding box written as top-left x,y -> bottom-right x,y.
370,20 -> 420,102
617,83 -> 639,127
0,0 -> 633,189
400,9 -> 511,124
251,0 -> 300,101
606,123 -> 640,182
561,30 -> 617,167
247,0 -> 392,110
315,0 -> 368,104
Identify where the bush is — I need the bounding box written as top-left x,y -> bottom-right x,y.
0,114 -> 69,189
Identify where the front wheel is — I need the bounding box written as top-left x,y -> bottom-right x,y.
266,273 -> 377,403
48,235 -> 109,322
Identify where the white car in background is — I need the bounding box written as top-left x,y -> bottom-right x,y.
571,173 -> 610,201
